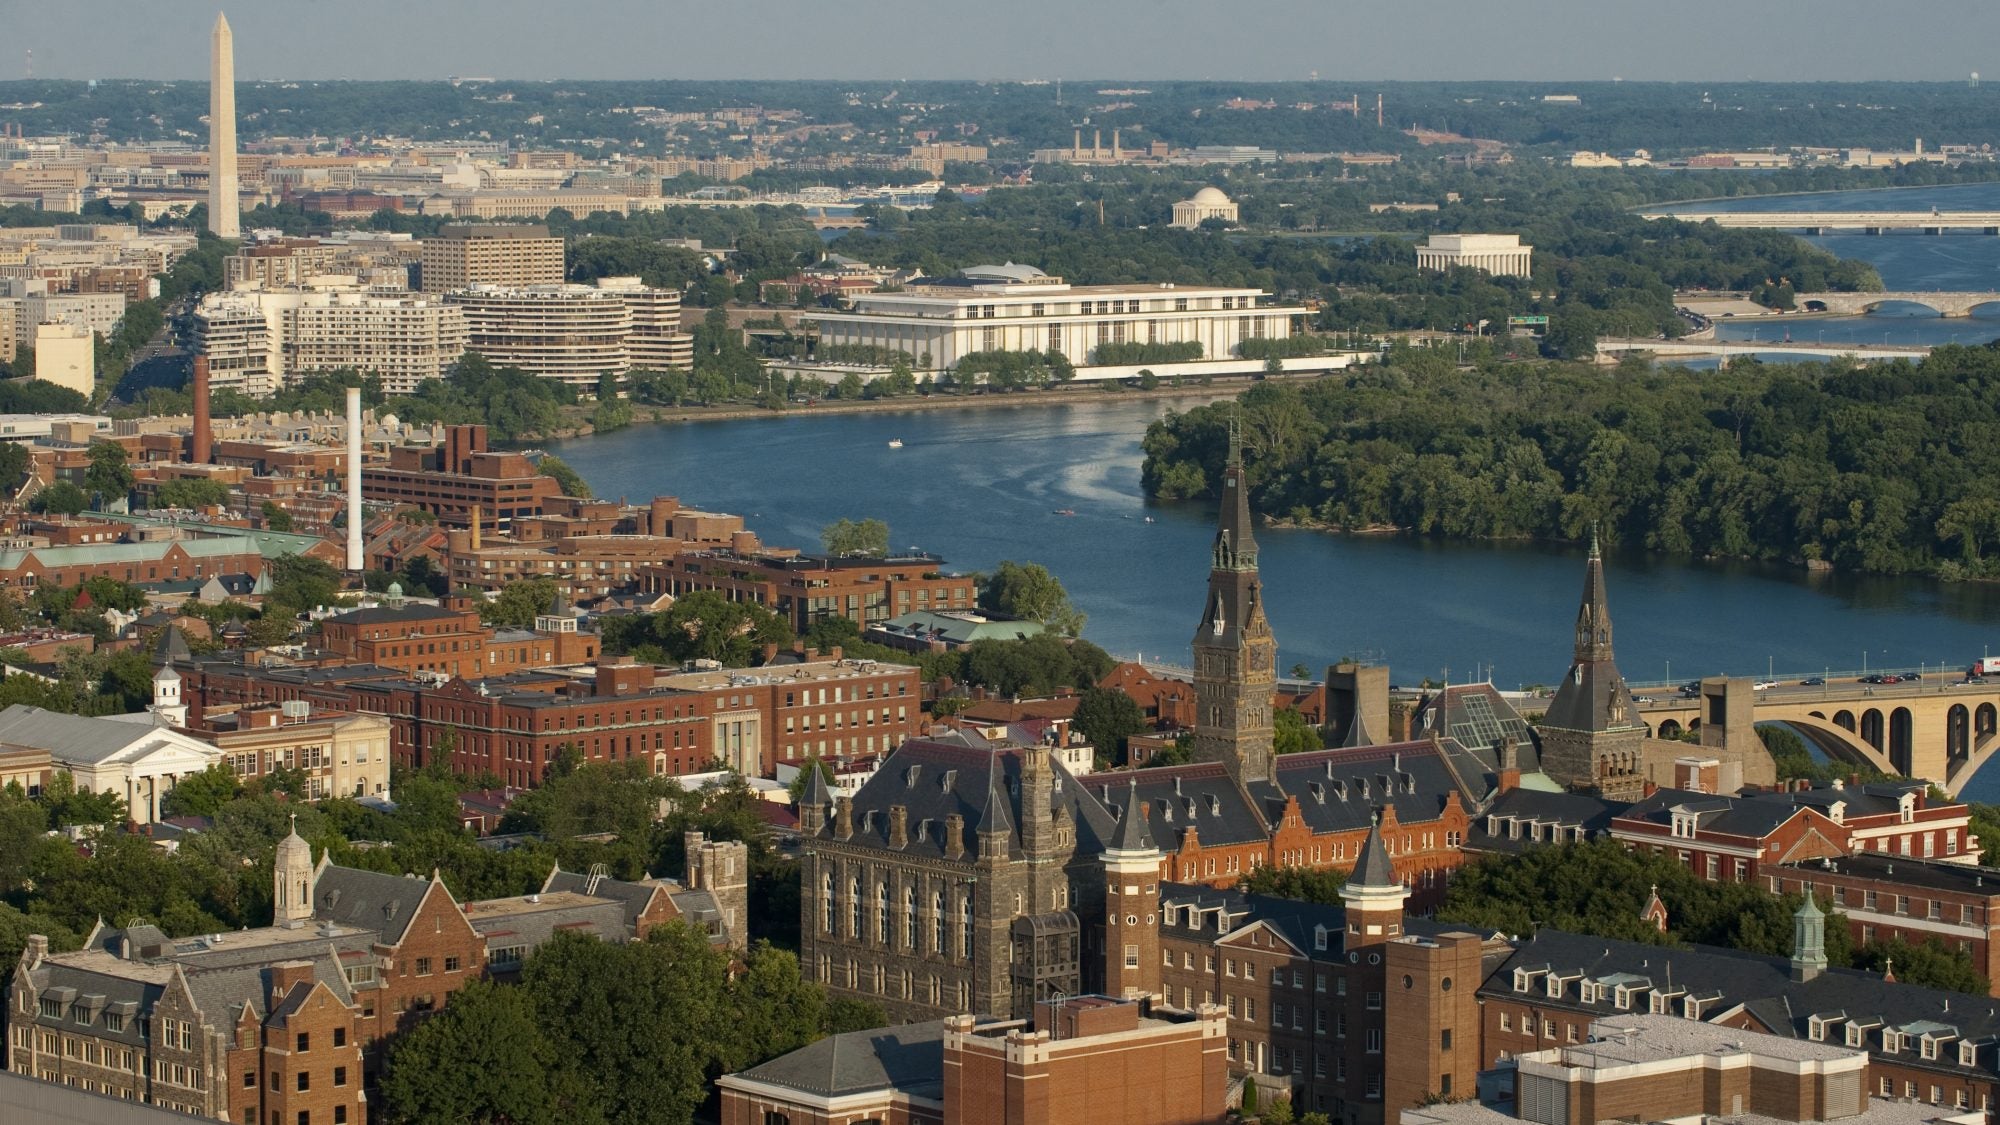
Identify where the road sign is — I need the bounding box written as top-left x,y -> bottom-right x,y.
1507,316 -> 1550,327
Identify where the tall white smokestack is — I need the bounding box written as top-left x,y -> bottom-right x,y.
345,387 -> 363,572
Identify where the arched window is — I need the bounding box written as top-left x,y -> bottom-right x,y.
876,882 -> 888,942
849,876 -> 863,937
932,892 -> 946,953
904,886 -> 917,948
822,873 -> 835,934
961,893 -> 974,958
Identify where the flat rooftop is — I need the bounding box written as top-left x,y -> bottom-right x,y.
461,891 -> 604,920
1784,855 -> 2000,895
654,658 -> 916,692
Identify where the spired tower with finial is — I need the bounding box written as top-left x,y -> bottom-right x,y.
208,12 -> 240,239
274,814 -> 314,927
1190,409 -> 1279,787
1535,529 -> 1647,799
1791,893 -> 1828,982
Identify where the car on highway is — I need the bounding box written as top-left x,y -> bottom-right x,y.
1633,695 -> 1655,704
1799,676 -> 1825,686
1859,674 -> 1885,684
1754,680 -> 1778,690
1881,675 -> 1902,684
1903,672 -> 1922,681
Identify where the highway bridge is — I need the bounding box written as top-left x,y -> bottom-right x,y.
1636,677 -> 2000,797
1642,209 -> 2000,233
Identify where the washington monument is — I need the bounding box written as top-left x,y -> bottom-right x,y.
208,12 -> 239,239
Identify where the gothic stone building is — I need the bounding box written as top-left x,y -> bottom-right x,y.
799,427 -> 1484,1027
796,730 -> 1118,1023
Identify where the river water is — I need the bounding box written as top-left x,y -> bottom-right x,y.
550,180 -> 2000,797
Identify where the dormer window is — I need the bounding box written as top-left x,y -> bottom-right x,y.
1513,969 -> 1532,993
1921,1037 -> 1939,1061
1883,1030 -> 1901,1053
1899,792 -> 1917,824
1672,812 -> 1698,839
1960,1042 -> 1978,1067
1846,1025 -> 1864,1048
1810,1016 -> 1828,1041
1314,925 -> 1328,951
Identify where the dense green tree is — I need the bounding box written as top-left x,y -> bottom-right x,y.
267,555 -> 345,611
1274,708 -> 1325,755
978,560 -> 1085,635
522,926 -> 727,1125
480,578 -> 561,630
537,454 -> 593,497
260,501 -> 294,531
598,590 -> 792,668
159,763 -> 243,820
83,443 -> 135,504
1239,865 -> 1348,905
151,478 -> 231,510
32,481 -> 88,516
1072,687 -> 1148,767
820,517 -> 889,557
379,979 -> 565,1125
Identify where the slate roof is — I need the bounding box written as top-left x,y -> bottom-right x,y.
1080,740 -> 1479,857
731,1020 -> 950,1100
1618,786 -> 1872,839
831,737 -> 1117,862
1781,854 -> 2000,895
326,603 -> 466,626
311,865 -> 436,944
1466,788 -> 1628,855
1542,535 -> 1643,735
1485,929 -> 2000,1082
1107,779 -> 1159,853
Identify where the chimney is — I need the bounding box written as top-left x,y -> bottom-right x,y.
470,503 -> 482,550
1113,128 -> 1122,160
835,795 -> 854,840
1073,128 -> 1081,159
190,356 -> 212,464
344,387 -> 363,572
890,804 -> 908,849
945,813 -> 964,859
1094,129 -> 1102,158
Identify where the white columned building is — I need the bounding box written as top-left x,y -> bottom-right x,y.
812,263 -> 1308,375
1415,233 -> 1533,278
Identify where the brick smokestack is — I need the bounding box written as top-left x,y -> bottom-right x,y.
191,356 -> 212,464
345,387 -> 363,572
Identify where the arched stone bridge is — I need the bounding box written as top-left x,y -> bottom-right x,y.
1795,292 -> 2000,318
1638,680 -> 2000,798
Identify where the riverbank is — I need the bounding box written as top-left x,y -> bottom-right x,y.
540,371 -> 1342,438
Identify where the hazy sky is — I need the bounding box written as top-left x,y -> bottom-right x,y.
13,0 -> 2000,83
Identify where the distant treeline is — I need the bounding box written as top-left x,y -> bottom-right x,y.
1143,343 -> 2000,578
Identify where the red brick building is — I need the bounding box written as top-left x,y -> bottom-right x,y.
640,549 -> 979,633
317,598 -> 598,679
718,996 -> 1229,1125
1610,778 -> 1977,885
1079,742 -> 1475,909
361,425 -> 560,533
1767,855 -> 2000,996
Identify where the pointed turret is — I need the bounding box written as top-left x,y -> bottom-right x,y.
1190,407 -> 1279,787
1791,893 -> 1828,982
1108,779 -> 1158,855
798,761 -> 832,836
1339,815 -> 1407,945
1537,530 -> 1646,799
976,755 -> 1014,847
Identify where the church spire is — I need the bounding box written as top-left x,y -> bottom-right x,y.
1575,526 -> 1612,663
1212,408 -> 1258,572
1190,404 -> 1277,787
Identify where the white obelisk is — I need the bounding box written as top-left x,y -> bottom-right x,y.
208,12 -> 240,239
345,387 -> 364,572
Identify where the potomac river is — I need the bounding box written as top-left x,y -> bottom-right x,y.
550,180 -> 2000,796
